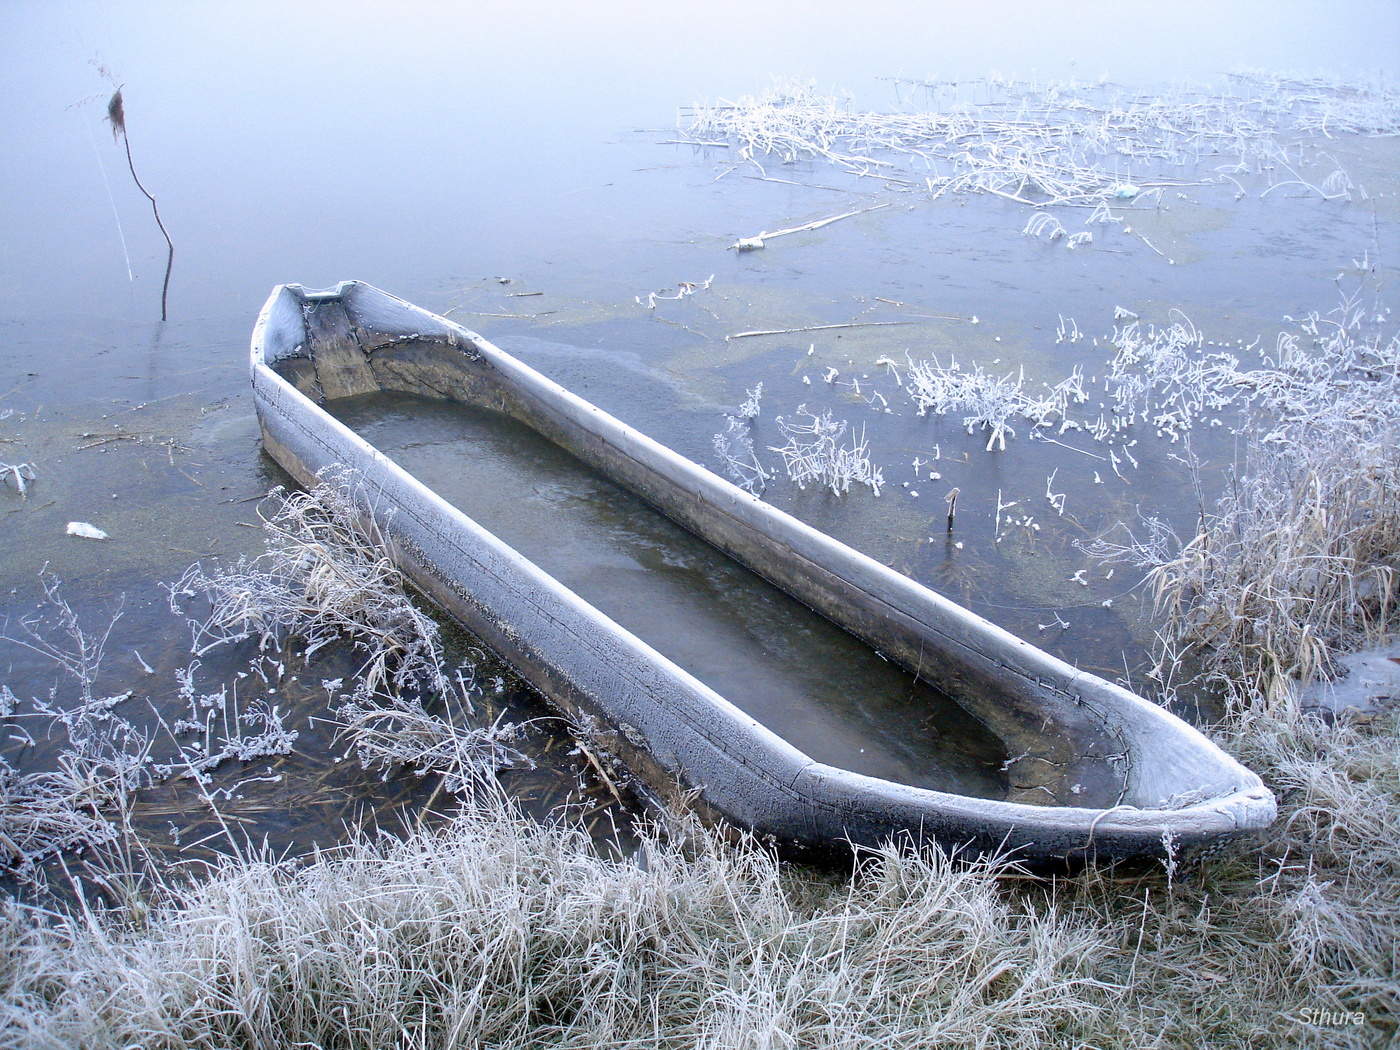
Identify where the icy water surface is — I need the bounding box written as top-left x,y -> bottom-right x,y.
331,392 -> 1015,799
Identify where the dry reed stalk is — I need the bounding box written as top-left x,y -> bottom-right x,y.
107,89 -> 174,322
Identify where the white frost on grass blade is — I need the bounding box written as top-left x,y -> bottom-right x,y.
712,414 -> 772,495
901,354 -> 1085,451
336,668 -> 531,797
1023,213 -> 1066,242
635,274 -> 714,310
737,381 -> 764,420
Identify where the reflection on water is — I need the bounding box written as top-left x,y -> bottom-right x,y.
332,391 -> 1012,798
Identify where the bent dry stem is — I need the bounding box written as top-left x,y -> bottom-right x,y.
107,89 -> 174,322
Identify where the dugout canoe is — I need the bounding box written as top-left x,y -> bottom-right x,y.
250,280 -> 1276,861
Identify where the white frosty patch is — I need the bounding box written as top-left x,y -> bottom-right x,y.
66,521 -> 109,540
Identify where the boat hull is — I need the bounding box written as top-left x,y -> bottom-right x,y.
250,281 -> 1276,861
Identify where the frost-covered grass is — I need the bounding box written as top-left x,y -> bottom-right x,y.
770,405 -> 884,496
0,694 -> 1395,1048
170,470 -> 449,699
1,576 -> 155,876
883,352 -> 1087,452
336,671 -> 531,798
713,413 -> 771,495
1141,308 -> 1400,700
169,471 -> 526,792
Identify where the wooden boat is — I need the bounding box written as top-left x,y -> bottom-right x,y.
250,281 -> 1275,861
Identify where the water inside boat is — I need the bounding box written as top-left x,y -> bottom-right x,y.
330,392 -> 1120,804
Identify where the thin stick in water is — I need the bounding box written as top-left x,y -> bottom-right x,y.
108,89 -> 174,321
725,320 -> 912,341
730,202 -> 891,251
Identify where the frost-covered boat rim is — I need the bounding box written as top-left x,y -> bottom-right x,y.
250,280 -> 1276,860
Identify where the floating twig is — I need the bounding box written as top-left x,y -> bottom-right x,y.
731,203 -> 890,252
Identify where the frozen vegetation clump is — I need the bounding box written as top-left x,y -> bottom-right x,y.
736,381 -> 764,420
685,75 -> 1400,209
710,383 -> 772,494
170,469 -> 449,699
1103,310 -> 1240,438
0,579 -> 304,882
1076,515 -> 1181,571
336,666 -> 530,797
0,575 -> 151,876
895,354 -> 1086,451
156,662 -> 298,786
712,414 -> 772,495
1142,305 -> 1400,700
0,472 -> 523,885
770,405 -> 884,496
171,470 -> 526,790
1066,292 -> 1400,701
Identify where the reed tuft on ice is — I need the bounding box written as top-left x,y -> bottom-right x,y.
770,405 -> 884,496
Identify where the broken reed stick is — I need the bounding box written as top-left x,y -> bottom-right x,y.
108,89 -> 174,322
725,320 -> 912,341
873,297 -> 979,322
945,487 -> 959,531
574,738 -> 624,805
743,175 -> 850,193
731,202 -> 890,251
